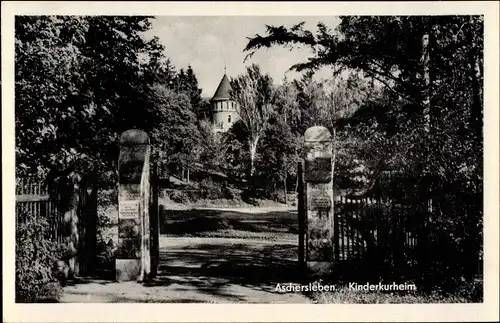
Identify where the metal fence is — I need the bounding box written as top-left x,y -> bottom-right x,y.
16,178 -> 62,241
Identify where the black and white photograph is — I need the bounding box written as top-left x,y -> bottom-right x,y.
3,1 -> 499,321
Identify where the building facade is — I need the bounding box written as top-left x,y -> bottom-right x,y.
210,73 -> 239,133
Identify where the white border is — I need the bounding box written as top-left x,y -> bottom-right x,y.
2,1 -> 499,322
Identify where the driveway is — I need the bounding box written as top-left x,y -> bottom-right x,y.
60,236 -> 310,303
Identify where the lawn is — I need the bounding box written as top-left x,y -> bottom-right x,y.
160,208 -> 299,241
309,281 -> 483,304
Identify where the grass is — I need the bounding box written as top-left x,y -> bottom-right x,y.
169,229 -> 296,240
312,288 -> 459,304
161,208 -> 298,241
311,286 -> 478,304
308,277 -> 483,304
160,196 -> 290,209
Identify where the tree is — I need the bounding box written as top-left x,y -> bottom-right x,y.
15,16 -> 210,188
318,71 -> 384,196
15,16 -> 89,179
292,71 -> 327,134
230,64 -> 275,177
197,119 -> 225,170
273,77 -> 300,128
147,84 -> 201,174
271,78 -> 302,202
176,65 -> 204,120
245,16 -> 483,134
15,16 -> 161,184
243,16 -> 484,285
244,16 -> 483,187
256,113 -> 300,201
220,120 -> 251,179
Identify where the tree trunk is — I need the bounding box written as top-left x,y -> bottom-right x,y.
283,153 -> 288,205
421,31 -> 434,219
331,127 -> 337,260
249,137 -> 259,177
469,44 -> 483,141
421,33 -> 431,133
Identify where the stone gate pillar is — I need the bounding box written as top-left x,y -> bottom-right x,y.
117,129 -> 151,281
149,161 -> 160,278
303,126 -> 334,275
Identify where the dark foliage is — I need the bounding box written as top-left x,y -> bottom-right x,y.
16,214 -> 65,302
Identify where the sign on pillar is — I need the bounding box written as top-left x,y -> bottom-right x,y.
117,129 -> 151,281
303,126 -> 334,275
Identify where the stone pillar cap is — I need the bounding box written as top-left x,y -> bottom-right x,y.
304,126 -> 332,142
120,129 -> 150,146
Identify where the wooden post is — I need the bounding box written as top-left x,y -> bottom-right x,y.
78,173 -> 98,277
333,204 -> 340,262
149,161 -> 160,278
297,161 -> 305,271
303,126 -> 334,275
57,179 -> 81,279
116,129 -> 151,282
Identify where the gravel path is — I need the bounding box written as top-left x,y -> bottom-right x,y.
60,236 -> 310,303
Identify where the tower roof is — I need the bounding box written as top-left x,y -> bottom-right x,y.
211,74 -> 231,101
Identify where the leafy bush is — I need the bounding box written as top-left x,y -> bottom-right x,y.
94,205 -> 118,278
97,187 -> 118,209
240,187 -> 260,206
95,237 -> 117,279
169,190 -> 190,203
16,214 -> 64,302
199,178 -> 225,200
269,190 -> 287,204
221,183 -> 237,200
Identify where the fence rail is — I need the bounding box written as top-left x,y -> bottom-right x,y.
334,195 -> 424,262
16,176 -> 98,277
16,178 -> 62,241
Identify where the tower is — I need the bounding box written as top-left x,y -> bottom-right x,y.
210,72 -> 239,133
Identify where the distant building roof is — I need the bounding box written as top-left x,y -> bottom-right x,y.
211,74 -> 231,101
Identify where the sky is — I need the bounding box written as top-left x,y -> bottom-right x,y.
144,16 -> 341,98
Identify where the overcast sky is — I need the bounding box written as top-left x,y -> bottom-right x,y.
144,16 -> 341,98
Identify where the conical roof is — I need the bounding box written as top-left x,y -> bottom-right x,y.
211,74 -> 231,101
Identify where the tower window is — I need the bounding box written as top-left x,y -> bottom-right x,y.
228,115 -> 232,123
